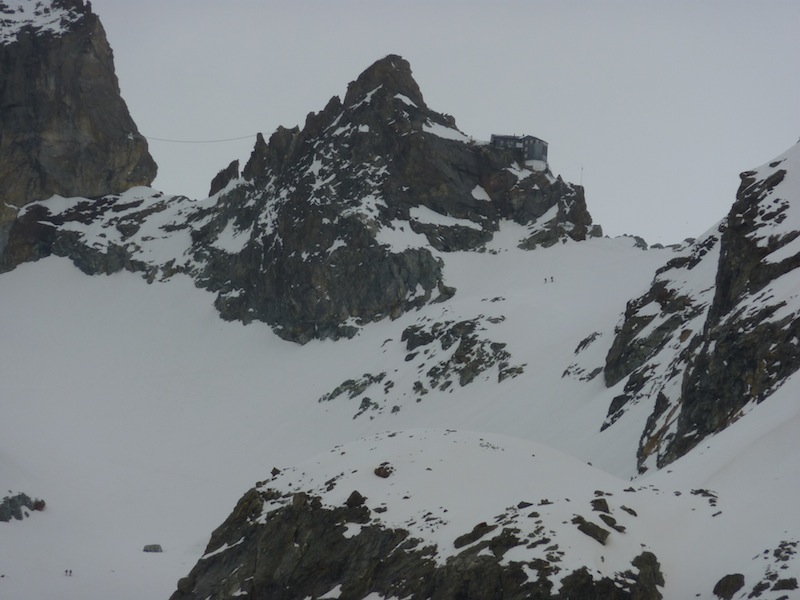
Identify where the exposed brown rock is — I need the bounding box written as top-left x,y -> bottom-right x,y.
0,0 -> 156,237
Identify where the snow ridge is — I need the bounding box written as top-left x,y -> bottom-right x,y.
0,0 -> 86,44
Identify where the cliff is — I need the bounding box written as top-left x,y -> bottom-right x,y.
170,431 -> 665,600
587,142 -> 800,470
0,0 -> 156,250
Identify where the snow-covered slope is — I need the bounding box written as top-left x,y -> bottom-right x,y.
0,233 -> 656,598
2,5 -> 800,594
3,199 -> 800,598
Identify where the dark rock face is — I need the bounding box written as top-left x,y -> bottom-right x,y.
0,492 -> 45,522
208,160 -> 239,197
0,0 -> 156,239
2,53 -> 597,343
664,160 -> 800,465
169,486 -> 663,600
599,230 -> 721,439
601,143 -> 800,471
713,573 -> 744,599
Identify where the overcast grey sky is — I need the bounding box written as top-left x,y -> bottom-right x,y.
90,0 -> 799,244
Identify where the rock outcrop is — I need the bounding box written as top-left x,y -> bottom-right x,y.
2,54 -> 598,343
170,430 -> 666,600
658,149 -> 800,464
170,488 -> 662,600
0,492 -> 45,521
208,160 -> 239,197
0,0 -> 156,245
599,143 -> 800,470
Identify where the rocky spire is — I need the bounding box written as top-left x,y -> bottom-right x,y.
342,54 -> 426,109
0,0 -> 157,238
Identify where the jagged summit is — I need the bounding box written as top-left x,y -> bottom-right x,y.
213,50 -> 599,341
4,54 -> 598,343
191,54 -> 599,341
240,53 -> 460,186
342,54 -> 427,110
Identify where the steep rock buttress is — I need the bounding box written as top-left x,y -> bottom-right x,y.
591,143 -> 800,471
0,0 -> 156,256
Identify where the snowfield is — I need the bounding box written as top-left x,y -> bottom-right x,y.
1,220 -> 800,599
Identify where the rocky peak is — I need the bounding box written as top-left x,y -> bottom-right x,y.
0,0 -> 156,243
194,55 -> 598,341
665,143 -> 800,463
342,54 -> 426,111
3,53 -> 598,343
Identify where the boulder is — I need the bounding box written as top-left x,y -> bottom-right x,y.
572,515 -> 610,545
344,490 -> 365,508
373,463 -> 394,478
713,573 -> 744,599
